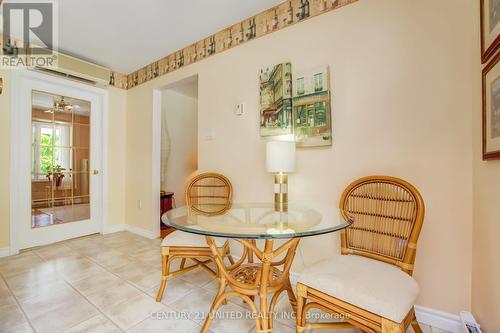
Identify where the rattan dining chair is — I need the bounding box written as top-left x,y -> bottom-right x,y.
295,176 -> 425,333
156,172 -> 235,302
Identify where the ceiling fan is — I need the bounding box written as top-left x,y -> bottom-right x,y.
44,96 -> 80,113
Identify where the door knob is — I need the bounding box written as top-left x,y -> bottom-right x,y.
93,170 -> 99,175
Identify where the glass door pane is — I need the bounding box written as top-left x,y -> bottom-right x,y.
31,91 -> 91,228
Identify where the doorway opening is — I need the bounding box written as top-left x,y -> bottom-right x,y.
158,76 -> 199,238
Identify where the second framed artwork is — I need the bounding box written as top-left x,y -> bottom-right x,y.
483,51 -> 500,159
481,0 -> 500,63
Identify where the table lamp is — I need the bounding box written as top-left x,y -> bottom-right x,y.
266,140 -> 296,211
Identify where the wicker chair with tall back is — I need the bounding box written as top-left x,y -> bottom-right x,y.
156,172 -> 235,302
295,176 -> 425,333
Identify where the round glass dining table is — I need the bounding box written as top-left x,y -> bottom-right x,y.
162,203 -> 352,333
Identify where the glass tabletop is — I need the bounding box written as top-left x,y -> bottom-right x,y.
162,202 -> 353,239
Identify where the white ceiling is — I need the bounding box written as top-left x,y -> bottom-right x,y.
56,0 -> 283,73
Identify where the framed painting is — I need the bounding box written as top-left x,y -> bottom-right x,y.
483,51 -> 500,159
481,0 -> 500,63
259,63 -> 293,137
292,65 -> 332,147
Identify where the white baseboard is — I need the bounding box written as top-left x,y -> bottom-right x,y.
0,247 -> 11,258
415,305 -> 462,333
102,224 -> 158,239
124,224 -> 158,239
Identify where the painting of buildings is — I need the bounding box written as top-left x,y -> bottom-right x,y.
293,66 -> 332,147
491,76 -> 500,138
259,63 -> 293,136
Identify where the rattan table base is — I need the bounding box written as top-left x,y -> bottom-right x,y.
201,238 -> 300,333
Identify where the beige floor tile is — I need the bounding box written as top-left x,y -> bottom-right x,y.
63,314 -> 121,333
73,245 -> 109,257
127,247 -> 159,261
145,277 -> 206,306
18,284 -> 81,318
28,296 -> 99,333
35,243 -> 77,260
0,293 -> 18,307
111,261 -> 151,278
127,310 -> 198,333
169,287 -> 218,323
0,304 -> 30,332
112,263 -> 160,291
4,259 -> 57,281
47,255 -> 91,271
56,258 -> 109,282
0,251 -> 38,264
202,278 -> 221,292
127,267 -> 162,291
6,270 -> 67,301
111,242 -> 151,254
86,280 -> 142,310
204,301 -> 256,333
186,324 -> 209,333
101,293 -> 166,330
71,270 -> 122,296
179,268 -> 217,287
0,254 -> 45,278
272,320 -> 296,333
1,321 -> 35,333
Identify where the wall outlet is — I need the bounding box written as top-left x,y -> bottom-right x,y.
235,103 -> 244,116
137,200 -> 142,209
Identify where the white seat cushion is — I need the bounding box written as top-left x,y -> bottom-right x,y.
298,255 -> 419,323
161,230 -> 227,248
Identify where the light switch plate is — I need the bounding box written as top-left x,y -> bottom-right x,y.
204,127 -> 215,140
235,103 -> 244,116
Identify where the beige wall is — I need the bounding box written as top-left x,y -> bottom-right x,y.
161,88 -> 198,206
0,69 -> 12,248
125,0 -> 476,314
472,160 -> 500,332
0,70 -> 127,248
106,87 -> 127,227
471,2 -> 500,331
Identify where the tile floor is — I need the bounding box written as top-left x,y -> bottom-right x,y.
0,232 -> 449,333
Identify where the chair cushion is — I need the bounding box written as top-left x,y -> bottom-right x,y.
297,255 -> 419,323
161,230 -> 227,248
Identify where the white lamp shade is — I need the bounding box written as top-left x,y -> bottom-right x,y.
266,141 -> 296,173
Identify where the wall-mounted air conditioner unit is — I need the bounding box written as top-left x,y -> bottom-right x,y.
35,52 -> 111,87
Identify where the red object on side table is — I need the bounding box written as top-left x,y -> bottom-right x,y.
160,191 -> 175,238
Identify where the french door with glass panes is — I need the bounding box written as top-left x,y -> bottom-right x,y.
12,70 -> 105,251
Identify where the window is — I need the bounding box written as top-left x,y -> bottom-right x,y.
297,77 -> 305,95
32,121 -> 71,180
314,73 -> 324,92
296,106 -> 307,127
314,102 -> 327,126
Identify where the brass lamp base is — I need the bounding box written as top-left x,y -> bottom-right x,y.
274,173 -> 288,212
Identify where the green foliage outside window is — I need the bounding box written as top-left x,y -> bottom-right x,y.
40,132 -> 54,175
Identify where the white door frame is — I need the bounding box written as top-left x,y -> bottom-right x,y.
152,89 -> 162,239
10,70 -> 109,254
